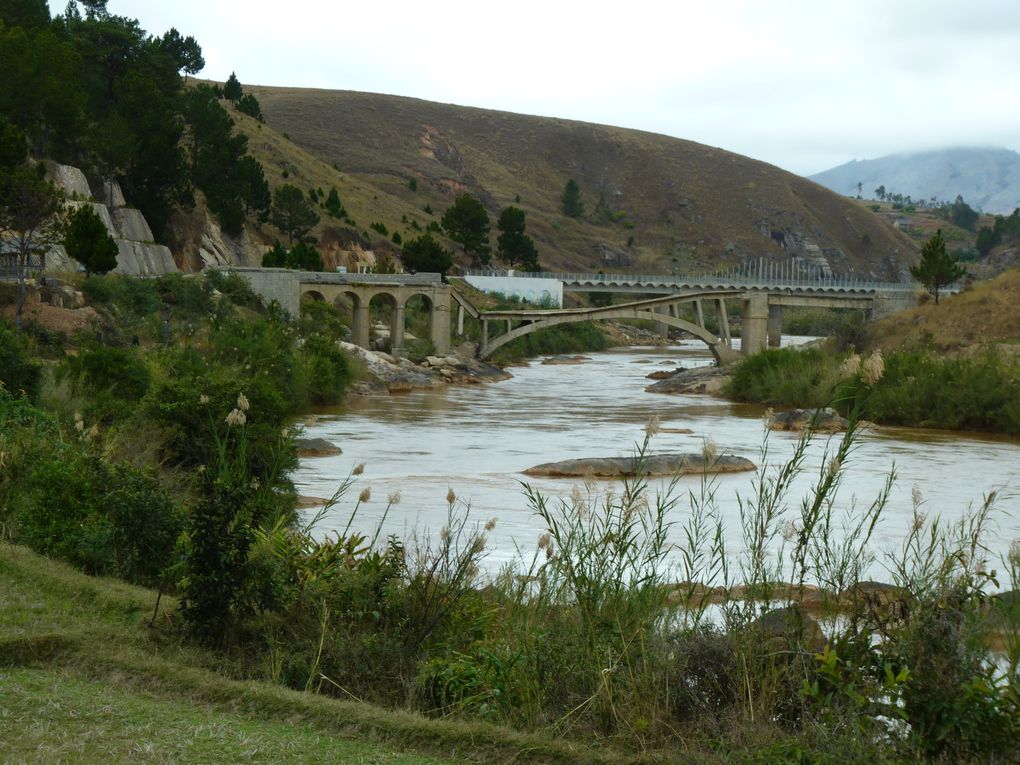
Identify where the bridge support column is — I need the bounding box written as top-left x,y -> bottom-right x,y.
694,299 -> 705,330
741,293 -> 768,355
716,298 -> 732,346
352,302 -> 370,349
455,304 -> 464,337
653,305 -> 670,338
430,302 -> 451,354
767,304 -> 783,348
391,303 -> 405,355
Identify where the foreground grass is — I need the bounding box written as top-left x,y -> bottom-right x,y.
0,545 -> 652,765
0,668 -> 452,765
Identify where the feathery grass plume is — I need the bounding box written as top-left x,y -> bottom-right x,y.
352,463 -> 364,475
357,487 -> 370,503
644,414 -> 662,435
860,350 -> 884,385
446,487 -> 456,505
236,392 -> 250,411
387,491 -> 401,505
199,394 -> 210,405
484,517 -> 497,531
225,408 -> 246,427
839,352 -> 862,378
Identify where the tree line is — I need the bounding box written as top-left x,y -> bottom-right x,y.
0,0 -> 269,239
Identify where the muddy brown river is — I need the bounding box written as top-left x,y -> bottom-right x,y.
295,341 -> 1020,582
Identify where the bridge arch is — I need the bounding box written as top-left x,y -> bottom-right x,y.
480,307 -> 740,364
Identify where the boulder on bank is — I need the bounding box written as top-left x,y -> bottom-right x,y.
768,407 -> 848,432
645,365 -> 730,395
523,452 -> 755,478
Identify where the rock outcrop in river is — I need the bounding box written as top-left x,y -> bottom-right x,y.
523,452 -> 756,478
645,365 -> 731,395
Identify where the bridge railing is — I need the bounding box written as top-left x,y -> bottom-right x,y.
463,268 -> 920,293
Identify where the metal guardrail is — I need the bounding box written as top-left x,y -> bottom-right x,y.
463,268 -> 920,294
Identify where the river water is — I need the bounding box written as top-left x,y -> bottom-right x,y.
294,342 -> 1020,584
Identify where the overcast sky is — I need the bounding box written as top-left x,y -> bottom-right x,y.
61,0 -> 1020,176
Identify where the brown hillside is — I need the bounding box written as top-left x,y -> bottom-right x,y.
239,85 -> 918,279
865,267 -> 1020,353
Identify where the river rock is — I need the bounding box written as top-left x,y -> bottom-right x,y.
749,604 -> 825,650
646,368 -> 682,380
768,407 -> 848,433
541,355 -> 591,365
522,452 -> 755,478
294,437 -> 342,457
645,365 -> 730,395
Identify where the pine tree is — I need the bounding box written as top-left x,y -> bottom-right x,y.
270,184 -> 318,244
561,178 -> 584,218
910,229 -> 965,305
223,72 -> 242,102
441,193 -> 490,265
496,206 -> 539,271
65,204 -> 118,274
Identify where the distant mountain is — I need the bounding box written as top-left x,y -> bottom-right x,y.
809,148 -> 1020,214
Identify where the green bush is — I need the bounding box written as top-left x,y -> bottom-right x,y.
12,443 -> 181,586
727,347 -> 841,408
0,321 -> 42,401
294,335 -> 353,407
58,345 -> 152,419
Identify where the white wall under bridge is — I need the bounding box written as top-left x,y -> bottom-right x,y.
220,268 -> 452,355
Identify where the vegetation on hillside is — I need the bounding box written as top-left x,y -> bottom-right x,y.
0,0 -> 269,238
241,85 -> 917,278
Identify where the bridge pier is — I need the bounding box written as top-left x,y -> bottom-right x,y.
767,304 -> 783,348
741,293 -> 768,355
430,302 -> 451,354
353,301 -> 370,348
390,302 -> 406,355
716,298 -> 732,346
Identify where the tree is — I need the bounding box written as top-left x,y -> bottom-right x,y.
236,92 -> 264,122
874,184 -> 886,201
496,206 -> 539,271
157,27 -> 204,80
946,195 -> 979,232
0,163 -> 64,331
324,186 -> 345,219
0,0 -> 51,29
271,184 -> 319,244
561,178 -> 584,218
0,116 -> 27,170
64,204 -> 117,274
441,193 -> 490,265
237,155 -> 270,222
223,71 -> 242,102
911,229 -> 965,305
400,233 -> 452,275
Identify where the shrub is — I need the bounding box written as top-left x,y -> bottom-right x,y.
294,335 -> 353,407
0,320 -> 42,401
58,345 -> 151,420
12,443 -> 181,586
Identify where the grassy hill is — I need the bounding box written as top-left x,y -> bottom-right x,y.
225,84 -> 917,280
864,266 -> 1020,353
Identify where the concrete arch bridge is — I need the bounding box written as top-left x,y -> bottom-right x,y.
224,267 -> 894,362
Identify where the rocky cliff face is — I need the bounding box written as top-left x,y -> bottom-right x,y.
43,162 -> 178,277
42,162 -> 269,275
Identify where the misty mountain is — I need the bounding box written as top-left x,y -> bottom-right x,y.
809,148 -> 1020,214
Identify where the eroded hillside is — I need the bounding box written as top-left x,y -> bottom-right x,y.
237,85 -> 918,280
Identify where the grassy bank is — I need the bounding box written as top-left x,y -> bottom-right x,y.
728,345 -> 1020,436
